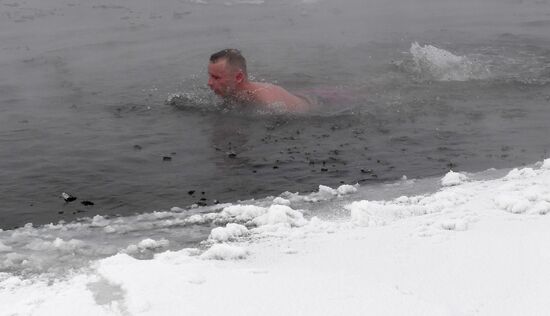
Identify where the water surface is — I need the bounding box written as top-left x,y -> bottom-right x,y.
1,0 -> 550,231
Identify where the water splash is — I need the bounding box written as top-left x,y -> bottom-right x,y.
408,42 -> 490,81
165,91 -> 219,111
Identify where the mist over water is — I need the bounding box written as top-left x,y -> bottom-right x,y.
1,0 -> 550,275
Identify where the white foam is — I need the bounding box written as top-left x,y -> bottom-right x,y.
409,42 -> 490,81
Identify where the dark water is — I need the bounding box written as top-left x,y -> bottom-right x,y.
2,0 -> 550,229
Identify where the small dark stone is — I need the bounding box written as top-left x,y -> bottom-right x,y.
81,200 -> 94,206
171,152 -> 177,155
163,156 -> 172,161
273,166 -> 279,169
133,145 -> 142,150
213,200 -> 220,204
200,198 -> 207,201
321,168 -> 328,172
197,200 -> 207,207
447,162 -> 457,168
227,152 -> 237,158
252,170 -> 257,173
201,191 -> 205,195
361,169 -> 373,174
61,192 -> 77,202
188,190 -> 195,195
58,211 -> 64,214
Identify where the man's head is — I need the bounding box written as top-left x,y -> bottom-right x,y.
208,49 -> 248,98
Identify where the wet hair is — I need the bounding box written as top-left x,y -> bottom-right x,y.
209,48 -> 247,75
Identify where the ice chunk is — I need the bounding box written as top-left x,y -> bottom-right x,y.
125,238 -> 169,254
336,184 -> 358,195
251,205 -> 306,227
505,168 -> 536,180
530,201 -> 550,215
219,205 -> 266,223
90,215 -> 109,227
185,214 -> 207,224
0,241 -> 12,252
441,170 -> 468,187
208,223 -> 249,242
200,244 -> 249,260
137,238 -> 169,250
318,185 -> 338,198
494,195 -> 531,214
273,197 -> 291,205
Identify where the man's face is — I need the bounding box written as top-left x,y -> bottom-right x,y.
208,59 -> 238,98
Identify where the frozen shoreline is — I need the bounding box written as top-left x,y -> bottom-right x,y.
2,158 -> 550,315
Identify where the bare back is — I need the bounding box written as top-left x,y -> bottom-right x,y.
243,82 -> 311,112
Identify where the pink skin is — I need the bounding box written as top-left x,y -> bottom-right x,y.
207,59 -> 244,98
207,59 -> 311,112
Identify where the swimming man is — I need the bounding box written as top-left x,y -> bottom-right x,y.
207,49 -> 311,112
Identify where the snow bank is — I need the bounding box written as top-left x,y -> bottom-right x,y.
2,161 -> 550,315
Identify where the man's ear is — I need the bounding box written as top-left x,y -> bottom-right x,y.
235,70 -> 245,83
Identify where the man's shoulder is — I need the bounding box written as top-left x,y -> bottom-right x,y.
246,81 -> 311,111
250,82 -> 289,99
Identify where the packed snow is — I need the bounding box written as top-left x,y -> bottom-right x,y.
2,159 -> 550,315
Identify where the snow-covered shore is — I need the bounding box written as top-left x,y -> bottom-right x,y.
2,159 -> 550,316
